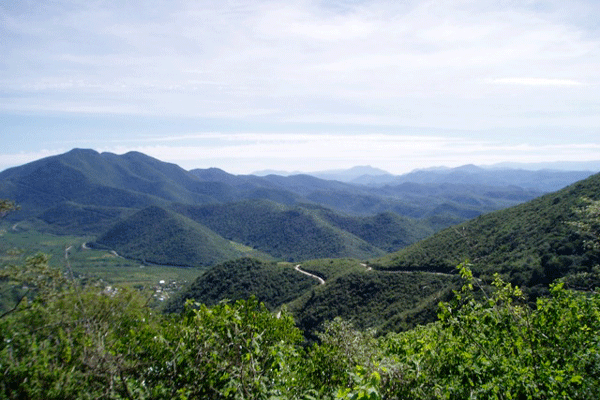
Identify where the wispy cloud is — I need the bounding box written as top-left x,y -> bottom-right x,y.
1,131 -> 599,174
2,1 -> 599,119
1,0 -> 599,172
98,133 -> 600,173
488,78 -> 585,86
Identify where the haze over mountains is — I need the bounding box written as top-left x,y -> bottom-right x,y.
258,163 -> 596,191
0,148 -> 596,268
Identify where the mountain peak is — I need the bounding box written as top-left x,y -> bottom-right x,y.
453,164 -> 484,173
189,167 -> 235,182
309,165 -> 392,182
64,148 -> 101,159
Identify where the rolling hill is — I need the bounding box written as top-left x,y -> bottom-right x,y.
163,258 -> 319,313
92,206 -> 262,267
172,200 -> 388,261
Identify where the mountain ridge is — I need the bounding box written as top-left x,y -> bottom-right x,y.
1,148 -> 594,268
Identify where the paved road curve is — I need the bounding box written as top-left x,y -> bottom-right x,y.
294,264 -> 325,285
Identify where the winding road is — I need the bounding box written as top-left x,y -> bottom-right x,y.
292,262 -> 451,285
294,264 -> 325,285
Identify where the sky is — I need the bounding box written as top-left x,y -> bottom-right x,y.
1,0 -> 600,175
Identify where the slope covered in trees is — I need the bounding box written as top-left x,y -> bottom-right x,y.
169,173 -> 600,338
372,172 -> 600,293
93,206 -> 258,267
172,200 -> 387,261
164,258 -> 318,313
289,269 -> 458,336
311,208 -> 434,252
168,257 -> 459,338
1,149 -> 555,237
3,171 -> 600,398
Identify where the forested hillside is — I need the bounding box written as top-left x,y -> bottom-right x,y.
93,206 -> 262,267
289,269 -> 458,336
373,172 -> 600,294
3,166 -> 600,398
3,254 -> 600,399
164,258 -> 318,313
172,200 -> 402,261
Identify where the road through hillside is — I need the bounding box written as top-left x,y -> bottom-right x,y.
294,265 -> 325,285
293,262 -> 452,285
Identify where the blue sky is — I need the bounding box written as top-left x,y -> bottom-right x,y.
1,0 -> 599,174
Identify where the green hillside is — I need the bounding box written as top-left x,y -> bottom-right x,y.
312,208 -> 434,252
0,149 -> 232,225
170,256 -> 459,337
372,172 -> 600,291
164,258 -> 318,313
169,173 -> 600,337
173,200 -> 386,261
289,268 -> 458,336
1,148 -> 590,270
93,206 -> 263,267
4,254 -> 600,399
36,202 -> 137,235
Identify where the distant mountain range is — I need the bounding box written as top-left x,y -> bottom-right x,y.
0,148 -> 595,267
255,163 -> 597,191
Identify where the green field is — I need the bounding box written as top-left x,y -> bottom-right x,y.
0,223 -> 205,290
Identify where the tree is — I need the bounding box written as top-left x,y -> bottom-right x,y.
571,197 -> 600,252
0,199 -> 19,218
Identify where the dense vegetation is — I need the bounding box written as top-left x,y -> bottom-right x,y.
2,254 -> 600,399
164,258 -> 318,313
173,201 -> 387,261
289,270 -> 458,337
167,257 -> 459,338
308,208 -> 434,252
93,206 -> 267,267
2,152 -> 600,399
373,173 -> 600,294
166,174 -> 600,341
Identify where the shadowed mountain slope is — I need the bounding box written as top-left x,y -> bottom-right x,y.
1,148 -> 590,268
0,149 -> 219,220
172,200 -> 387,261
169,172 -> 600,337
93,206 -> 253,267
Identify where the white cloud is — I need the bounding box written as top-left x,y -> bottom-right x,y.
95,132 -> 600,174
1,0 -> 600,172
489,78 -> 585,86
0,149 -> 67,171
